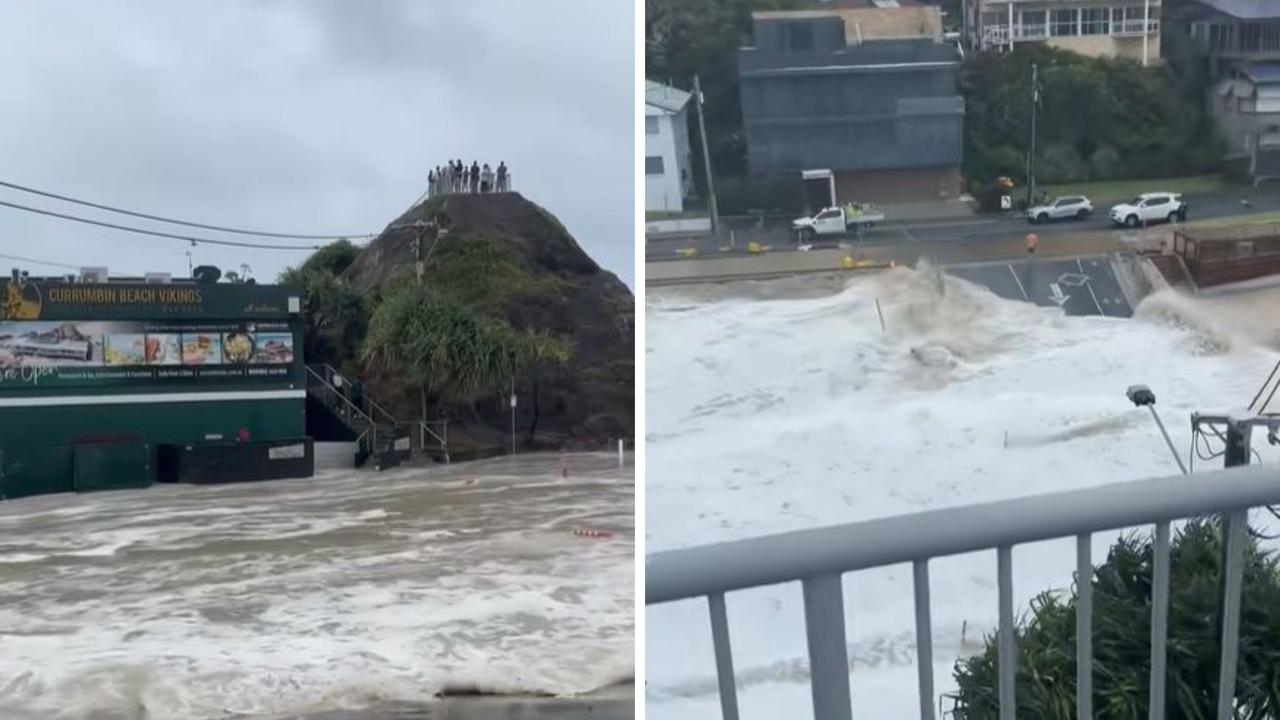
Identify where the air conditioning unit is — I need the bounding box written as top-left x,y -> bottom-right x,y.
80,267 -> 109,283
145,272 -> 172,284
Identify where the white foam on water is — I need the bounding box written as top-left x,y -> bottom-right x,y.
646,268 -> 1280,719
0,453 -> 633,719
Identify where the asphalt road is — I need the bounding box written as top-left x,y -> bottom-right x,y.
946,255 -> 1132,318
646,185 -> 1280,262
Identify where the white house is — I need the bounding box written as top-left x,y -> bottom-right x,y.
645,80 -> 694,214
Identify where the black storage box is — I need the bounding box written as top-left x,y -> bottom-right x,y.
158,438 -> 314,484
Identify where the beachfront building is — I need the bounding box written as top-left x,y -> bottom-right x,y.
971,0 -> 1163,65
645,80 -> 695,214
738,2 -> 965,206
0,271 -> 311,498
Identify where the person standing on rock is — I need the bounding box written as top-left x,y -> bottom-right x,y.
439,165 -> 449,195
496,161 -> 508,192
481,163 -> 493,193
427,169 -> 437,198
469,161 -> 480,194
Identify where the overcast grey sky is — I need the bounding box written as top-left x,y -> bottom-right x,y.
0,0 -> 635,286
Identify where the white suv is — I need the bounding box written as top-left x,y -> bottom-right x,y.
1109,193 -> 1188,228
1026,196 -> 1093,224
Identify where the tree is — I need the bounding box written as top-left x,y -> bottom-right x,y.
953,520 -> 1280,718
279,265 -> 367,371
961,45 -> 1222,189
361,280 -> 571,425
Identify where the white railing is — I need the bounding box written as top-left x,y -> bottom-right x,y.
647,464 -> 1280,720
985,19 -> 1159,45
1113,18 -> 1160,36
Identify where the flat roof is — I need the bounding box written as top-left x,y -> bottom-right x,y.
1192,0 -> 1280,20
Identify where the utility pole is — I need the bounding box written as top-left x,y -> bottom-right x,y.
1025,62 -> 1039,208
692,74 -> 719,234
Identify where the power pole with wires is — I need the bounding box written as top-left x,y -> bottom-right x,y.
692,74 -> 719,234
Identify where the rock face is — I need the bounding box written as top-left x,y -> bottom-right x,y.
343,192 -> 633,450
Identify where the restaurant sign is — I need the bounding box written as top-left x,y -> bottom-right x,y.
2,279 -> 295,321
0,318 -> 298,390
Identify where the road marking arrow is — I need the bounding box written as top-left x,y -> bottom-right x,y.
1057,273 -> 1089,287
1049,283 -> 1071,306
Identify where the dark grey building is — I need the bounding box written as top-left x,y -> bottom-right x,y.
738,13 -> 965,206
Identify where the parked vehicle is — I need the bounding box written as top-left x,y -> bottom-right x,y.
1026,196 -> 1093,224
1109,193 -> 1188,228
791,204 -> 886,241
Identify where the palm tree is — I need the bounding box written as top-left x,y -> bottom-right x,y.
361,280 -> 570,425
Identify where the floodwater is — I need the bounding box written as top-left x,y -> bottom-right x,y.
0,453 -> 633,719
647,267 -> 1280,717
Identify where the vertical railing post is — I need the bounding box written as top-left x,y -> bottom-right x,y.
802,574 -> 852,720
1217,508 -> 1248,720
914,559 -> 936,720
1076,534 -> 1093,720
708,593 -> 740,720
1150,520 -> 1171,720
998,545 -> 1016,720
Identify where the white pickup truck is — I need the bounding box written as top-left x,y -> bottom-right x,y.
792,205 -> 885,241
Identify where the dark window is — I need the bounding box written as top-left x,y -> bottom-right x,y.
785,22 -> 814,52
1050,8 -> 1077,36
645,116 -> 659,135
1081,8 -> 1108,35
1021,10 -> 1047,36
645,156 -> 665,175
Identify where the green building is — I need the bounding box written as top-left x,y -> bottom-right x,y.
0,274 -> 311,499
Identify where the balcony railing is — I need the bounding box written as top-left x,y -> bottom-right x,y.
984,20 -> 1159,45
646,464 -> 1280,720
1113,19 -> 1160,37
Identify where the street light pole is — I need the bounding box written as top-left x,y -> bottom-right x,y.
692,74 -> 719,234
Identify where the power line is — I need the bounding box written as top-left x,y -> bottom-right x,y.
0,252 -> 81,271
0,199 -> 325,250
0,179 -> 375,240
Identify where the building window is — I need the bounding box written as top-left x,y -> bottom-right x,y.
645,116 -> 659,135
1081,8 -> 1108,35
1050,8 -> 1078,36
784,22 -> 814,52
645,156 -> 665,176
1019,10 -> 1047,38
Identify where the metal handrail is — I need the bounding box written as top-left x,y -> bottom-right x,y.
307,363 -> 451,462
647,464 -> 1280,720
304,366 -> 381,451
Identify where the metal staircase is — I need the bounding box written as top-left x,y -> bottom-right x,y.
304,364 -> 450,464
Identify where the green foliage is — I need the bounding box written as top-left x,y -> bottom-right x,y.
1039,143 -> 1089,184
422,232 -> 567,316
963,46 -> 1223,188
298,238 -> 360,277
954,520 -> 1280,719
278,258 -> 367,370
362,281 -> 570,405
